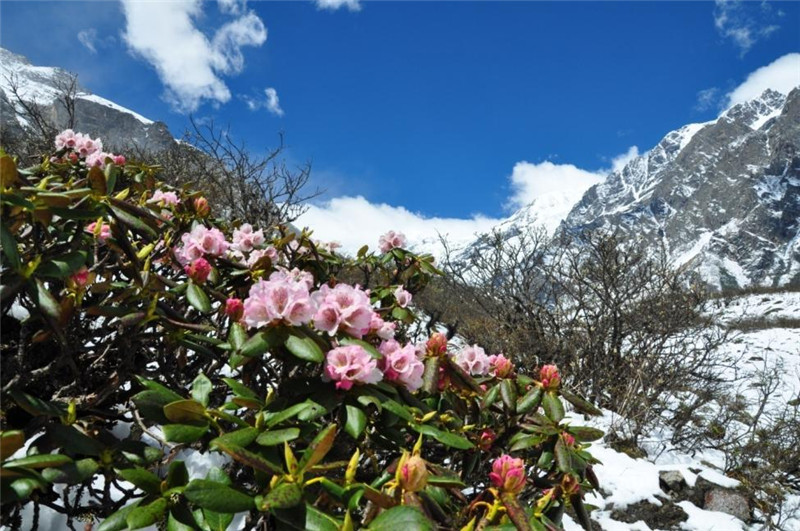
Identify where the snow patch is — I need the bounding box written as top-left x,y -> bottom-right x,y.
77,93 -> 154,125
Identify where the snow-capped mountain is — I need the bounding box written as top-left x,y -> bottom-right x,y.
0,47 -> 175,153
562,88 -> 799,290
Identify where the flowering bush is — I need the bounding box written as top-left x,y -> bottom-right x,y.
0,133 -> 603,530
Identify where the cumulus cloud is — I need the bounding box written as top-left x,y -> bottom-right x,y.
610,146 -> 640,173
507,161 -> 604,211
316,0 -> 361,11
120,0 -> 267,112
77,29 -> 98,54
724,53 -> 800,108
241,87 -> 284,116
714,0 -> 780,56
296,196 -> 498,257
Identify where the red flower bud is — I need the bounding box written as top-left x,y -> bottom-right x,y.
539,364 -> 561,390
426,332 -> 448,356
225,298 -> 244,321
185,257 -> 211,284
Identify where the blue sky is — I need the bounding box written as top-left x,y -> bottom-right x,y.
1,0 -> 799,251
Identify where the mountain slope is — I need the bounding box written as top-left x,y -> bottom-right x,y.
0,47 -> 175,153
562,88 -> 800,290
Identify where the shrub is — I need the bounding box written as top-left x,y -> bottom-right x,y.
0,135 -> 602,530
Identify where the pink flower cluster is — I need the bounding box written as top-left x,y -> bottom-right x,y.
174,225 -> 230,266
379,340 -> 424,392
323,345 -> 383,391
489,454 -> 526,494
453,345 -> 490,376
148,190 -> 179,207
54,130 -> 124,169
232,223 -> 265,253
242,269 -> 315,328
379,230 -> 407,253
312,283 -> 374,339
488,353 -> 513,378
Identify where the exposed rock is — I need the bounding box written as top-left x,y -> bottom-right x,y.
659,470 -> 688,495
704,488 -> 750,522
610,498 -> 688,529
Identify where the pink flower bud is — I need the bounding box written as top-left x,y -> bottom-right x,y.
562,433 -> 576,447
488,354 -> 513,378
426,333 -> 448,356
478,429 -> 496,451
70,267 -> 90,289
112,155 -> 126,166
398,455 -> 428,493
194,197 -> 210,217
225,298 -> 244,321
539,364 -> 561,390
185,257 -> 212,284
489,454 -> 526,494
85,221 -> 111,243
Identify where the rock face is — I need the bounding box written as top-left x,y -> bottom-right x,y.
0,47 -> 175,154
562,88 -> 800,291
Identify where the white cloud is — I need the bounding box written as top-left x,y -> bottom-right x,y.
77,29 -> 98,54
241,87 -> 284,116
507,161 -> 604,211
610,146 -> 639,173
695,87 -> 720,112
316,0 -> 361,11
296,196 -> 498,257
724,53 -> 800,108
120,0 -> 267,113
714,0 -> 780,56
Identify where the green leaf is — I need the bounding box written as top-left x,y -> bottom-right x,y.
561,389 -> 603,416
285,333 -> 324,363
542,392 -> 565,423
305,504 -> 342,531
411,424 -> 474,450
0,430 -> 25,461
345,405 -> 367,439
367,506 -> 434,530
133,389 -> 183,424
164,399 -> 207,423
500,379 -> 517,413
554,438 -> 571,473
166,510 -> 197,531
32,279 -> 61,319
381,399 -> 414,422
481,384 -> 500,409
258,482 -> 303,511
10,390 -> 66,417
255,428 -> 300,447
212,442 -> 283,475
568,426 -> 605,442
96,501 -> 141,531
109,204 -> 157,239
186,282 -> 212,313
517,387 -> 544,415
210,427 -> 259,450
47,424 -> 104,457
36,251 -> 88,278
203,508 -> 233,531
510,434 -> 546,453
228,323 -> 248,350
41,458 -> 99,484
239,331 -> 271,357
264,402 -> 312,428
165,460 -> 190,489
163,422 -> 210,444
117,467 -> 162,495
0,223 -> 21,271
184,479 -> 256,513
191,373 -> 213,407
4,453 -> 72,469
126,498 -> 168,530
299,424 -> 337,472
88,166 -> 107,196
222,378 -> 258,400
421,356 -> 440,395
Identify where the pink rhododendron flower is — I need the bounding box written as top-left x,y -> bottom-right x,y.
488,354 -> 513,378
271,267 -> 314,290
370,314 -> 396,340
185,257 -> 212,284
148,190 -> 179,206
55,129 -> 78,150
312,283 -> 374,338
242,272 -> 315,328
245,246 -> 279,268
394,285 -> 412,308
85,151 -> 112,168
540,364 -> 561,389
453,344 -> 490,376
489,455 -> 526,494
426,332 -> 448,356
225,298 -> 244,321
232,223 -> 265,253
174,225 -> 229,266
380,341 -> 424,392
478,428 -> 496,451
85,221 -> 111,243
323,345 -> 383,390
378,230 -> 407,253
